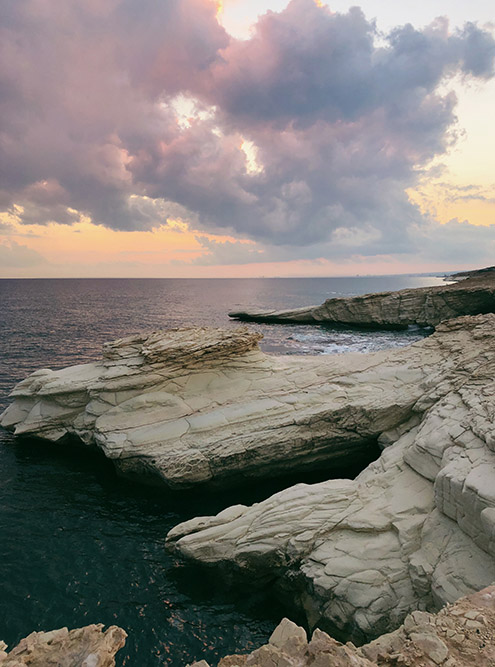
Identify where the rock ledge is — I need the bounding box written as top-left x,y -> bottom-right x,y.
167,315 -> 495,642
229,271 -> 495,327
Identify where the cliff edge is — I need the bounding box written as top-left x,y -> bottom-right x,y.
229,269 -> 495,328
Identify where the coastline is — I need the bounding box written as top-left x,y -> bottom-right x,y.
1,272 -> 495,665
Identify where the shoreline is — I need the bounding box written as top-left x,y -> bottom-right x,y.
1,270 -> 495,664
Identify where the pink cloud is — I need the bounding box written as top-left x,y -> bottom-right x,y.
0,0 -> 494,263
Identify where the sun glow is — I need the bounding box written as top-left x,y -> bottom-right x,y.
240,139 -> 264,174
0,212 -> 263,277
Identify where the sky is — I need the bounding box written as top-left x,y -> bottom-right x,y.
1,0 -> 494,278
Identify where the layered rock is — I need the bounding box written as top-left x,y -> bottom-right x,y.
450,265 -> 495,281
229,271 -> 495,327
2,317 -> 495,655
0,624 -> 126,666
167,315 -> 495,641
2,316 -> 495,494
189,587 -> 495,666
0,316 -> 492,490
0,327 -> 429,488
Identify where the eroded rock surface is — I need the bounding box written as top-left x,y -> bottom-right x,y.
2,316 -> 495,494
229,271 -> 495,327
188,587 -> 495,666
167,315 -> 495,640
0,624 -> 126,666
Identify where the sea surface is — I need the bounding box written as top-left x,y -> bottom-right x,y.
0,275 -> 446,665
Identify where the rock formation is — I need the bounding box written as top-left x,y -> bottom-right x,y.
167,315 -> 495,641
2,315 -> 495,657
450,265 -> 495,281
0,315 -> 493,491
0,624 -> 126,666
2,588 -> 493,666
2,315 -> 495,495
229,270 -> 495,327
188,586 -> 495,666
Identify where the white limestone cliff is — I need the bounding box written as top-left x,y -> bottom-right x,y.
167,315 -> 495,641
2,315 -> 495,647
0,324 -> 440,488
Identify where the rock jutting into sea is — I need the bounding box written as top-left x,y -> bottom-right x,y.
2,313 -> 495,653
228,268 -> 495,327
3,314 -> 495,639
166,314 -> 495,641
0,314 -> 494,492
188,586 -> 495,667
0,624 -> 126,666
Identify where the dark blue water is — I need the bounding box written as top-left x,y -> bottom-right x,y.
0,276 -> 445,665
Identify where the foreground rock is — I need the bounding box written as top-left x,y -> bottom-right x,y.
167,315 -> 495,640
189,587 -> 495,666
1,316 -> 494,490
0,624 -> 126,666
229,270 -> 495,327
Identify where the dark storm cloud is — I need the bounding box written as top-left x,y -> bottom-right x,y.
0,0 -> 494,257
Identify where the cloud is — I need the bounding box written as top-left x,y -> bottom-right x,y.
183,217 -> 495,269
434,183 -> 495,205
0,220 -> 14,234
207,9 -> 495,125
0,0 -> 227,230
413,218 -> 495,262
0,0 -> 494,261
0,240 -> 48,268
191,235 -> 266,265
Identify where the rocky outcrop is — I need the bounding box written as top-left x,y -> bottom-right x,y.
189,587 -> 495,666
0,316 -> 490,490
0,624 -> 126,666
450,265 -> 495,281
2,589 -> 493,666
229,271 -> 495,327
2,318 -> 495,658
167,315 -> 495,641
2,316 -> 495,492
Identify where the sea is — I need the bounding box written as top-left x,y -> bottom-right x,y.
0,275 -> 447,666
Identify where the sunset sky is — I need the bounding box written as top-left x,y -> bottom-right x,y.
1,0 -> 494,278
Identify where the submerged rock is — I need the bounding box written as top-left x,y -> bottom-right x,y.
229,270 -> 495,327
0,624 -> 126,666
167,314 -> 495,640
188,586 -> 495,666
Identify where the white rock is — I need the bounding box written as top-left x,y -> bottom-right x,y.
3,317 -> 495,494
3,317 -> 495,641
166,316 -> 495,640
